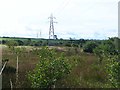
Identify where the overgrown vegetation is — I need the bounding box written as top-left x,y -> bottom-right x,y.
1,37 -> 120,88
83,41 -> 98,53
93,38 -> 120,88
106,54 -> 120,88
27,47 -> 71,88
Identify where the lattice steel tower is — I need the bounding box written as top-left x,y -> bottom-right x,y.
48,14 -> 57,39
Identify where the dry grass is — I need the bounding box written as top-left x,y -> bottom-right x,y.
55,50 -> 108,88
2,46 -> 108,88
2,46 -> 39,88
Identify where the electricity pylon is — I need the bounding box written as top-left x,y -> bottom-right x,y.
48,14 -> 57,39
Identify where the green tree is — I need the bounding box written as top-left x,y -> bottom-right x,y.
83,41 -> 98,53
27,47 -> 71,88
94,39 -> 118,63
94,45 -> 104,63
106,54 -> 120,88
34,40 -> 42,46
93,38 -> 120,87
6,40 -> 18,50
15,40 -> 24,46
79,39 -> 85,47
24,38 -> 32,46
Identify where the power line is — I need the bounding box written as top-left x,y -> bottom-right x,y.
53,0 -> 72,16
54,0 -> 98,18
48,1 -> 100,39
53,0 -> 68,13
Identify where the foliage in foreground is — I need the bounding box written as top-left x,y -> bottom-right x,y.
106,54 -> 120,88
27,47 -> 71,88
94,38 -> 120,88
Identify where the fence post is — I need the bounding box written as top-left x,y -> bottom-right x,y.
16,55 -> 19,88
10,79 -> 13,90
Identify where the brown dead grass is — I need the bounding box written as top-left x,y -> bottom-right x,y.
2,46 -> 107,88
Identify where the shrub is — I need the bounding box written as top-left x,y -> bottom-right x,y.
64,43 -> 71,47
94,39 -> 119,63
27,47 -> 71,88
15,40 -> 24,46
6,40 -> 18,48
83,41 -> 98,53
106,54 -> 120,88
93,39 -> 120,87
6,40 -> 18,51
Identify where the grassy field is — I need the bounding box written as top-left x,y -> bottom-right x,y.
1,45 -> 109,88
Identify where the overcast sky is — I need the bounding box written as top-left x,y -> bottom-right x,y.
0,0 -> 119,39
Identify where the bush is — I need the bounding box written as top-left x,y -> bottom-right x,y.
27,47 -> 71,88
15,40 -> 24,46
64,43 -> 71,47
6,40 -> 18,50
106,54 -> 120,88
94,39 -> 119,63
83,41 -> 98,53
93,39 -> 120,87
34,41 -> 42,46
